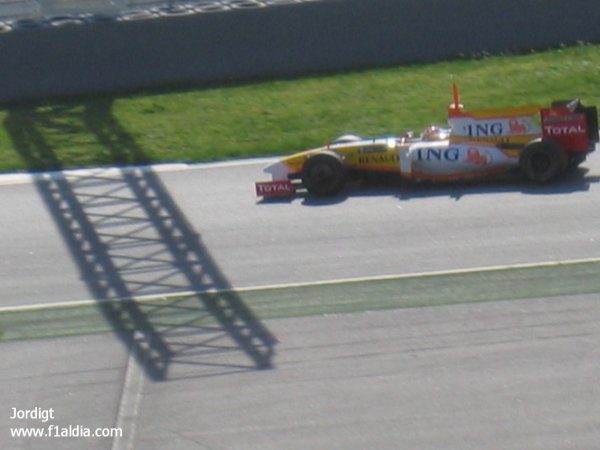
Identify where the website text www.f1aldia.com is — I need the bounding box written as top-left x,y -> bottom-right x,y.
10,424 -> 122,439
8,406 -> 122,440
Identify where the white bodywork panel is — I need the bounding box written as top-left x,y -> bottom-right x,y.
449,115 -> 541,140
264,160 -> 292,181
403,140 -> 519,178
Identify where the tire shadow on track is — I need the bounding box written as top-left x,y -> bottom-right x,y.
4,101 -> 277,381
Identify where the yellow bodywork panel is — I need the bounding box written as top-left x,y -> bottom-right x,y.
279,139 -> 405,175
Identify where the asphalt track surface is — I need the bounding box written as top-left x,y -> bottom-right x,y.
1,152 -> 600,449
0,295 -> 598,450
2,155 -> 600,308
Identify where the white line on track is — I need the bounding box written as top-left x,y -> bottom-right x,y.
2,256 -> 599,313
111,337 -> 145,450
0,158 -> 275,186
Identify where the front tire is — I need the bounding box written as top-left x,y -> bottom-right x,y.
301,153 -> 345,197
520,140 -> 568,183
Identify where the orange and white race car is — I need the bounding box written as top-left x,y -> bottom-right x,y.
255,86 -> 598,198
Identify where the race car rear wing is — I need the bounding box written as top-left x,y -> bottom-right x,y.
550,99 -> 599,144
542,99 -> 599,152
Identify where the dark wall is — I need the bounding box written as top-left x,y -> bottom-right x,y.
1,0 -> 599,103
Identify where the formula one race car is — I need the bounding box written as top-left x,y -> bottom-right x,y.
255,85 -> 598,198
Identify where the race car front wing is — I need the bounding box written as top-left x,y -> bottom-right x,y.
255,180 -> 296,198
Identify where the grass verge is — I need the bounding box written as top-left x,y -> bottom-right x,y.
1,260 -> 599,342
0,44 -> 598,173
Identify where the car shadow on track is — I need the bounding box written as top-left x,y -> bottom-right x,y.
4,101 -> 276,381
264,168 -> 599,205
393,168 -> 600,201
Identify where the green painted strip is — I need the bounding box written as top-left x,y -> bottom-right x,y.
1,260 -> 599,342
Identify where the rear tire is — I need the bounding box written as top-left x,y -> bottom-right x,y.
520,140 -> 568,183
302,153 -> 345,197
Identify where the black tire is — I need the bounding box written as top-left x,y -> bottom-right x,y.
301,153 -> 345,197
520,140 -> 568,183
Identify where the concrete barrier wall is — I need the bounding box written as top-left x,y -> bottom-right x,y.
1,0 -> 599,103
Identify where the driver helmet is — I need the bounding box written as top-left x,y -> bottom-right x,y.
421,125 -> 450,141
